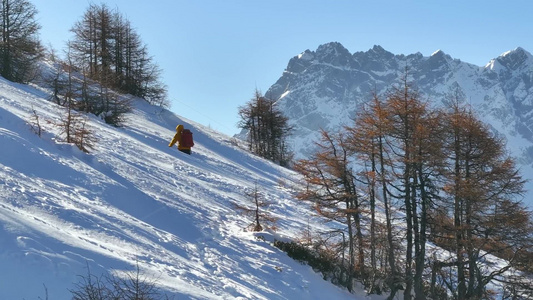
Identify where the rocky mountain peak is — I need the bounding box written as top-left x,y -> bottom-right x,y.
367,45 -> 395,60
285,49 -> 315,74
314,42 -> 353,67
351,45 -> 397,72
495,47 -> 533,71
267,42 -> 533,167
316,42 -> 350,56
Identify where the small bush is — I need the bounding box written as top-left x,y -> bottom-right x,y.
274,240 -> 337,279
275,240 -> 364,292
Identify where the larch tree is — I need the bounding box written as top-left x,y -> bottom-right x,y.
441,100 -> 528,299
383,79 -> 443,300
238,89 -> 292,166
69,3 -> 167,107
233,183 -> 278,232
347,93 -> 402,297
294,130 -> 366,292
0,0 -> 43,83
291,79 -> 532,298
349,80 -> 445,299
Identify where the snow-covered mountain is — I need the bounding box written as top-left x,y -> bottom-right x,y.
0,75 -> 367,299
266,42 -> 533,207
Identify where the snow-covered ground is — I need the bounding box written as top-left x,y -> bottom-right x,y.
0,78 -> 374,299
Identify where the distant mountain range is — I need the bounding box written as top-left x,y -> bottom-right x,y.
266,42 -> 533,166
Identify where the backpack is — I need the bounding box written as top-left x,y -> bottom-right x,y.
181,129 -> 194,148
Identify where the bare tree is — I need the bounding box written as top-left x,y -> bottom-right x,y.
441,99 -> 528,299
70,263 -> 171,300
28,105 -> 42,137
0,0 -> 43,82
70,264 -> 108,300
238,89 -> 292,166
234,183 -> 277,232
44,62 -> 69,106
107,264 -> 163,300
69,4 -> 167,106
294,130 -> 367,292
54,102 -> 96,153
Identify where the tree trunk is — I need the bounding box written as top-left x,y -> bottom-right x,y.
379,134 -> 399,300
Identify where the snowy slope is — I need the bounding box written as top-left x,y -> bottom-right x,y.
0,78 -> 366,299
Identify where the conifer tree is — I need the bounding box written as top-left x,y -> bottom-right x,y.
294,79 -> 532,298
441,99 -> 528,299
294,130 -> 366,292
0,0 -> 43,82
70,4 -> 167,107
384,80 -> 447,300
238,89 -> 292,166
347,93 -> 401,296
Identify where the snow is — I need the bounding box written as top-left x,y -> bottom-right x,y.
431,49 -> 443,56
0,77 -> 368,299
279,90 -> 291,100
297,51 -> 314,61
270,43 -> 533,210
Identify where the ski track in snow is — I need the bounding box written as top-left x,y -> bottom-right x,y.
0,77 -> 362,299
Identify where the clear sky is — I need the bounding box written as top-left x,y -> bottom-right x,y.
31,0 -> 533,136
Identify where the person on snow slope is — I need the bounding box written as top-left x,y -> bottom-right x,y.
169,124 -> 193,155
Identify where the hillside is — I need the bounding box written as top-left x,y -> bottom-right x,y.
0,77 -> 363,299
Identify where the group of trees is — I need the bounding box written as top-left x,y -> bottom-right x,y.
238,89 -> 293,166
50,3 -> 168,126
294,81 -> 533,299
1,0 -> 168,150
1,0 -> 167,127
69,3 -> 167,107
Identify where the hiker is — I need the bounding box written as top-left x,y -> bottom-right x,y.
169,124 -> 194,155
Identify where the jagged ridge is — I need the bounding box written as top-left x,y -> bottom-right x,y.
267,43 -> 533,207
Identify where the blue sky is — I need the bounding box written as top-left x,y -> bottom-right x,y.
32,0 -> 533,136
